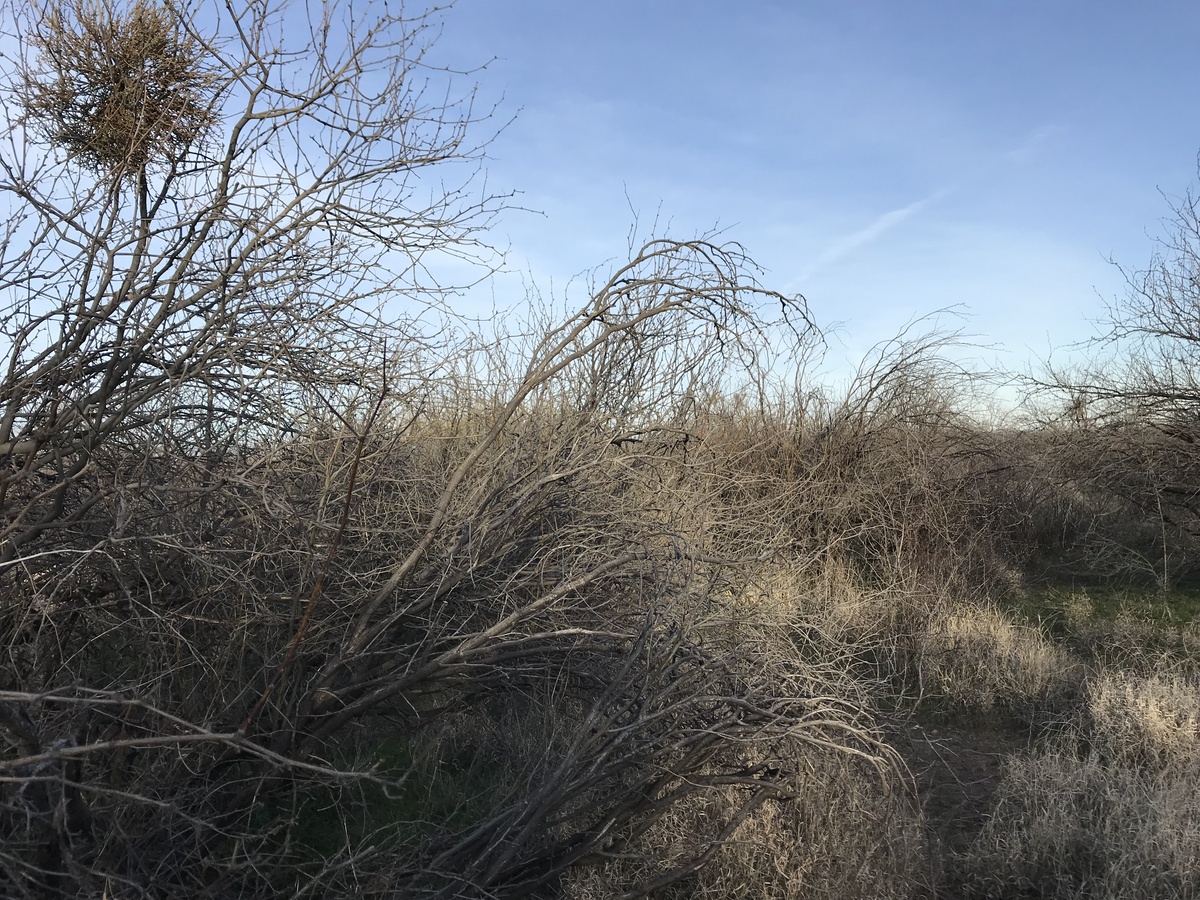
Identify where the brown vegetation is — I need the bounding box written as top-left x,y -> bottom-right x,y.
3,1 -> 1200,898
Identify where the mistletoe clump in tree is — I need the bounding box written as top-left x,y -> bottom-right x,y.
19,0 -> 220,178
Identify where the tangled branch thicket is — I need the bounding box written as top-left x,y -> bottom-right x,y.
22,1 -> 1200,898
0,3 -> 951,896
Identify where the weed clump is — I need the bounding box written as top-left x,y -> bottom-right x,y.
956,673 -> 1200,899
919,604 -> 1084,720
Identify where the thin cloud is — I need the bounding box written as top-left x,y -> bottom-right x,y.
1004,125 -> 1064,164
799,187 -> 951,281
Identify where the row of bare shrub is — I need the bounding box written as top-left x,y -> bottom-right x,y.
2,222 -> 953,896
979,420 -> 1200,590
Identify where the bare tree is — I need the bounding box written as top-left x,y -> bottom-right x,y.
1090,185 -> 1200,425
0,0 -> 500,564
0,0 -> 503,893
1033,174 -> 1200,588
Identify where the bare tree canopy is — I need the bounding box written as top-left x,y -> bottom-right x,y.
0,0 -> 503,563
1030,173 -> 1200,588
1052,175 -> 1200,427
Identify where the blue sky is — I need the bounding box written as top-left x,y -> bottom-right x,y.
431,2 -> 1200,376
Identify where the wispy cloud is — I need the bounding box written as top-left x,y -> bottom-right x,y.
1004,125 -> 1063,164
799,187 -> 951,282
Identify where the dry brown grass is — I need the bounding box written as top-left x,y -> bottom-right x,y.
562,747 -> 927,900
1065,609 -> 1200,674
918,605 -> 1084,716
959,749 -> 1200,899
1088,671 -> 1200,768
956,672 -> 1200,899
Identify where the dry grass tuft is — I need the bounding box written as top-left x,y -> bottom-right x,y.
956,672 -> 1200,899
1065,610 -> 1200,674
1088,671 -> 1200,769
919,605 -> 1083,716
563,748 -> 928,900
958,748 -> 1200,900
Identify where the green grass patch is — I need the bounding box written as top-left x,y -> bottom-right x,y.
254,730 -> 510,866
999,584 -> 1200,673
1006,585 -> 1200,632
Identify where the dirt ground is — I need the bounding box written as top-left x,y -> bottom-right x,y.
891,718 -> 1033,898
